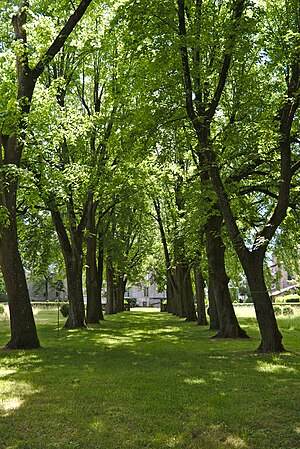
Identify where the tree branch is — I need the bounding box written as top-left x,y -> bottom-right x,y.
31,0 -> 93,80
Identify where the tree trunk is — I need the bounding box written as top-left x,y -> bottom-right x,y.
0,216 -> 40,349
44,275 -> 50,302
106,263 -> 116,315
175,264 -> 197,321
242,252 -> 284,352
205,214 -> 248,338
63,242 -> 86,329
86,202 -> 101,324
207,281 -> 220,330
166,269 -> 175,314
205,147 -> 287,351
153,199 -> 174,314
194,263 -> 208,326
115,274 -> 127,313
172,268 -> 184,317
51,210 -> 86,328
97,240 -> 104,320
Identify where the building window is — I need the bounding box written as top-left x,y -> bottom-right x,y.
144,287 -> 149,297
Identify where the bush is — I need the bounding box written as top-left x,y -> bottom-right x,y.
273,305 -> 282,316
0,304 -> 4,315
275,294 -> 300,303
283,306 -> 294,316
285,296 -> 300,303
60,303 -> 69,317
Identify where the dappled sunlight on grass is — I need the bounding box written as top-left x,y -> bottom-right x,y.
256,360 -> 297,373
1,397 -> 24,415
183,377 -> 206,385
0,310 -> 299,449
0,379 -> 39,417
0,367 -> 17,378
90,324 -> 184,349
224,435 -> 248,448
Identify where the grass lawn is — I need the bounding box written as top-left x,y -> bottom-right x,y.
0,308 -> 299,449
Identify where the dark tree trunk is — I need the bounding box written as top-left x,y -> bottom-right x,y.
209,162 -> 287,350
115,274 -> 127,313
0,216 -> 40,349
207,281 -> 220,330
0,63 -> 38,349
63,225 -> 86,329
64,253 -> 85,329
194,263 -> 208,326
97,240 -> 104,320
51,210 -> 86,329
205,214 -> 248,338
86,202 -> 102,324
175,264 -> 197,321
172,268 -> 184,317
106,263 -> 116,315
44,275 -> 50,302
153,199 -> 174,314
242,251 -> 284,352
166,269 -> 175,313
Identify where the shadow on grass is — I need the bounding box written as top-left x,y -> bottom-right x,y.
0,311 -> 299,449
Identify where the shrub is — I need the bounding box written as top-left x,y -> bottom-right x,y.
273,305 -> 282,316
285,296 -> 300,303
283,306 -> 294,316
0,304 -> 4,315
60,303 -> 69,317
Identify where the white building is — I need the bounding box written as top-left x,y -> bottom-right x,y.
126,273 -> 166,307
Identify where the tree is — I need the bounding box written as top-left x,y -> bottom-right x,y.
0,0 -> 93,348
176,0 -> 299,351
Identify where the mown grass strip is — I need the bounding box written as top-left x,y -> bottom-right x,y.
0,310 -> 299,449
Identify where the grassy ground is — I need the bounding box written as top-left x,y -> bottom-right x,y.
0,309 -> 299,449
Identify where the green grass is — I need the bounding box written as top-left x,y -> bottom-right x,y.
0,310 -> 299,449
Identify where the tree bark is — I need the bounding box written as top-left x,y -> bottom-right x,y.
205,214 -> 248,338
0,217 -> 40,349
208,164 -> 285,350
106,263 -> 116,315
166,269 -> 176,314
86,201 -> 102,324
175,264 -> 197,321
97,236 -> 105,320
64,248 -> 85,329
51,209 -> 86,328
194,262 -> 208,326
115,273 -> 127,312
153,199 -> 175,313
242,251 -> 284,351
207,280 -> 220,330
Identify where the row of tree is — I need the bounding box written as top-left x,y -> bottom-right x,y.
0,0 -> 299,352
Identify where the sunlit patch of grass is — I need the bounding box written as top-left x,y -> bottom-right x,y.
183,377 -> 206,385
224,435 -> 249,448
0,368 -> 16,378
1,397 -> 24,415
256,361 -> 296,373
0,379 -> 39,417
